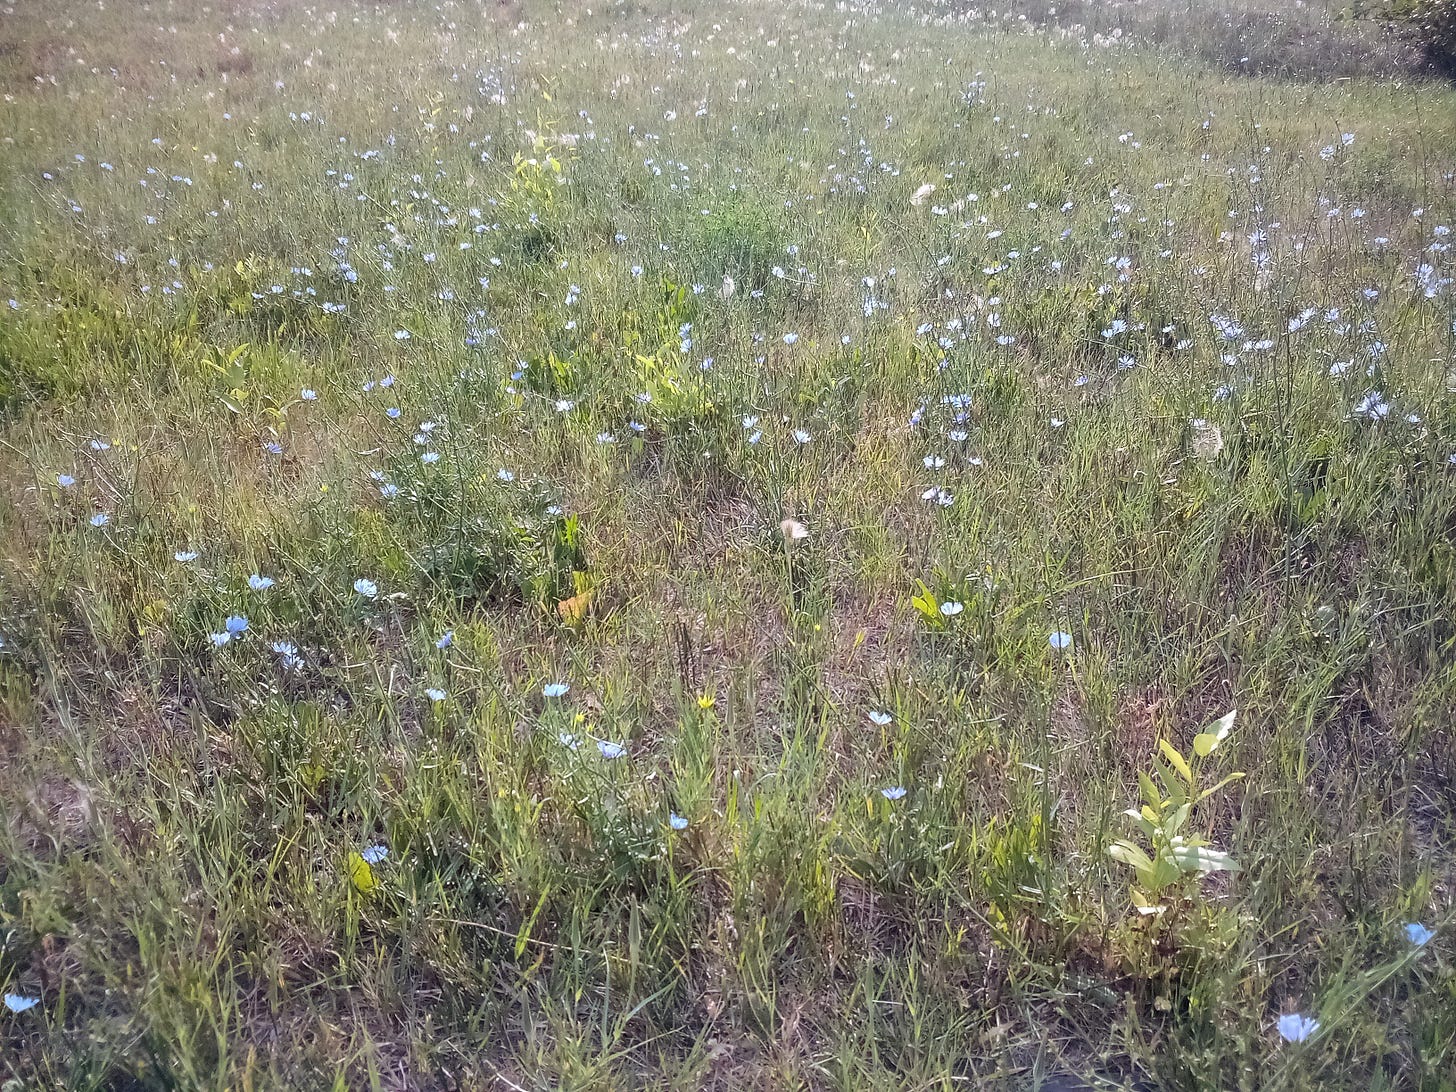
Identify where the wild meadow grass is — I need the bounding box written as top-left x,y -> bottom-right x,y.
1,0 -> 1455,1087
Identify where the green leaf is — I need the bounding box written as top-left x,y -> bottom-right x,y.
910,581 -> 940,625
1193,709 -> 1237,757
1107,840 -> 1155,886
1196,771 -> 1246,803
1170,845 -> 1239,873
1137,770 -> 1162,811
1159,739 -> 1194,784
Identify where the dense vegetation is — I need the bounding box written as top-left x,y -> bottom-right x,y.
1,0 -> 1455,1087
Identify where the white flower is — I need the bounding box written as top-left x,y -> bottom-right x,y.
353,578 -> 378,598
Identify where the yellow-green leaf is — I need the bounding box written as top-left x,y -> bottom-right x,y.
346,851 -> 380,895
1158,739 -> 1194,784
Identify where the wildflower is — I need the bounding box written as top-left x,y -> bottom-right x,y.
780,518 -> 809,543
387,407 -> 402,419
425,687 -> 447,702
1405,922 -> 1435,946
301,388 -> 318,401
379,483 -> 399,499
791,428 -> 812,444
597,739 -> 627,760
360,844 -> 388,865
558,732 -> 580,750
881,786 -> 907,800
58,474 -> 76,488
353,578 -> 378,598
543,682 -> 570,698
394,329 -> 411,340
271,637 -> 301,663
1049,631 -> 1073,651
421,451 -> 440,464
90,439 -> 111,452
436,630 -> 454,649
3,994 -> 39,1014
939,601 -> 964,617
782,332 -> 799,345
264,441 -> 283,455
496,468 -> 515,482
174,550 -> 199,563
209,632 -> 231,647
248,574 -> 275,591
1191,421 -> 1224,460
225,615 -> 249,636
669,812 -> 689,831
89,512 -> 109,527
1277,1013 -> 1319,1043
868,710 -> 893,726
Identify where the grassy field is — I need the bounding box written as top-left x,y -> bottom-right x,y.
2,0 -> 1456,1087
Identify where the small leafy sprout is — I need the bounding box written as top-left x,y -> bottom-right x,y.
1049,630 -> 1072,651
3,993 -> 40,1014
881,785 -> 907,801
248,574 -> 275,591
1277,1013 -> 1320,1043
669,812 -> 689,831
360,844 -> 388,865
543,682 -> 570,699
353,578 -> 378,599
597,739 -> 627,760
1107,710 -> 1243,910
868,709 -> 893,726
1405,922 -> 1435,946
